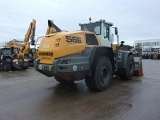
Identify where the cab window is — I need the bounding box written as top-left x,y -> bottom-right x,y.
80,22 -> 101,35
85,34 -> 98,45
103,24 -> 110,40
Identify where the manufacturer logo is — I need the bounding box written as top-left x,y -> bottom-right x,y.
66,36 -> 82,43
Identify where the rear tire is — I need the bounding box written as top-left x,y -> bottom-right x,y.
85,56 -> 112,91
54,75 -> 74,84
118,55 -> 134,80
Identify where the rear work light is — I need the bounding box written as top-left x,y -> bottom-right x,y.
61,59 -> 71,64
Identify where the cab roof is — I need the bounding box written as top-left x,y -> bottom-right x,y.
79,19 -> 113,26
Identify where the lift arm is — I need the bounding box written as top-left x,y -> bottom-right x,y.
46,20 -> 61,35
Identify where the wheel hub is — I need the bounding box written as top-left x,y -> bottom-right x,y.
101,67 -> 109,83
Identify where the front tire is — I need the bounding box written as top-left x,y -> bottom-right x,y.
85,56 -> 112,91
118,55 -> 134,80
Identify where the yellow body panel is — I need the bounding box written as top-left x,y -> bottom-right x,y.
112,44 -> 117,51
38,31 -> 87,64
13,59 -> 18,62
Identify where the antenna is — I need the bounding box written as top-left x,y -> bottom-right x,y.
89,17 -> 91,23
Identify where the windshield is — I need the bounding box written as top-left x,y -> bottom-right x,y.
80,22 -> 101,35
3,48 -> 11,56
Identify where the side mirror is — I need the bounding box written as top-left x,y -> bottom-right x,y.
115,27 -> 118,35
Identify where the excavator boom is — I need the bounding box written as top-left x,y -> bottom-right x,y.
24,19 -> 36,44
4,19 -> 37,69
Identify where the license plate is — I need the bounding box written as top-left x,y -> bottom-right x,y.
39,64 -> 52,71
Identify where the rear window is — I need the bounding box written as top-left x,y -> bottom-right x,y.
85,34 -> 98,45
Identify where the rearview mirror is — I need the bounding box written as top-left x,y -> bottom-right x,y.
115,27 -> 118,35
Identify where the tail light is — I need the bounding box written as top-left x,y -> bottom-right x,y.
61,59 -> 71,64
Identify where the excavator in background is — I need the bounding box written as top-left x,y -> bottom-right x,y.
6,19 -> 36,69
5,39 -> 28,70
6,39 -> 24,55
34,18 -> 143,91
20,19 -> 37,66
17,19 -> 37,67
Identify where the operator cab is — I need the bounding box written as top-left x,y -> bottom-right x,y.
0,48 -> 12,65
79,19 -> 113,47
0,48 -> 12,56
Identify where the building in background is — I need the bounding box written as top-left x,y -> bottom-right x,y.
134,39 -> 160,59
134,39 -> 160,52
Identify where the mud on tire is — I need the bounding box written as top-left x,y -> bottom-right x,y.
85,56 -> 112,91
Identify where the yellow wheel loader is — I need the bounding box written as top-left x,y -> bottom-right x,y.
34,19 -> 143,91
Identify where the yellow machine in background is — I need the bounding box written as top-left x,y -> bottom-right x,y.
22,19 -> 37,66
34,19 -> 143,91
6,19 -> 36,69
6,39 -> 23,50
150,48 -> 160,59
5,39 -> 28,70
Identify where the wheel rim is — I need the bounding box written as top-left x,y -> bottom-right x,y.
101,67 -> 109,83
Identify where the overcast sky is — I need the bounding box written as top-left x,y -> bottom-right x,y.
0,0 -> 160,45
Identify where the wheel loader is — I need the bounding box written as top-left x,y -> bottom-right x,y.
34,19 -> 143,91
